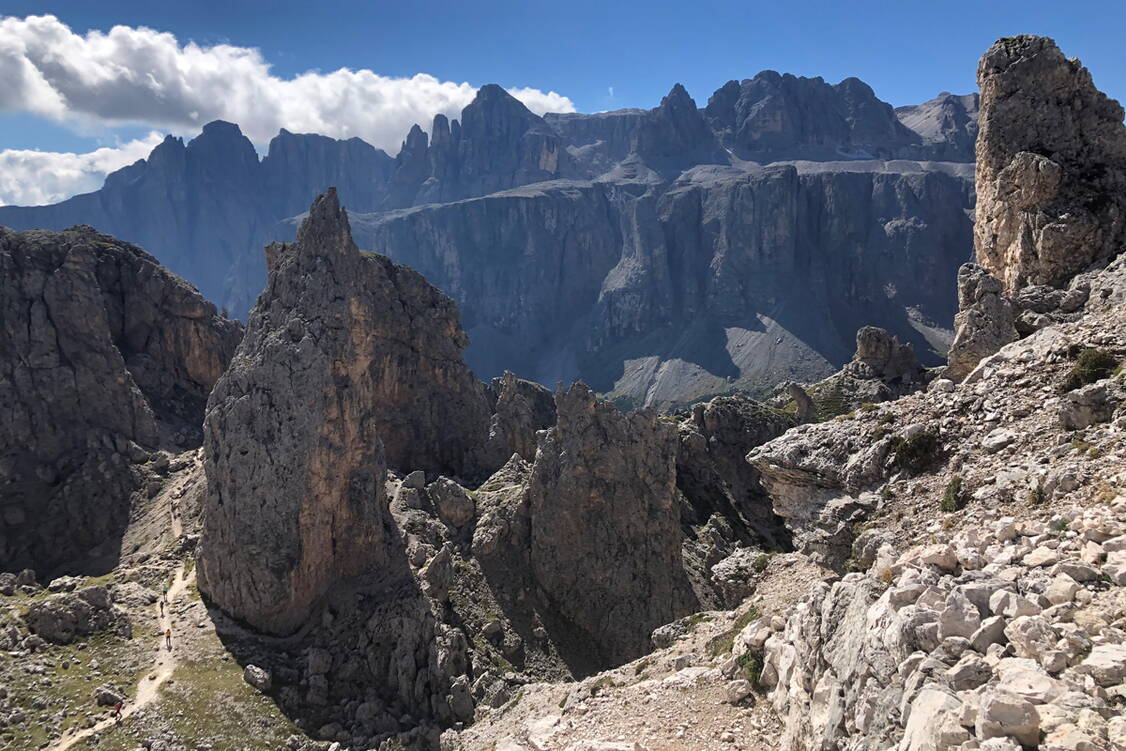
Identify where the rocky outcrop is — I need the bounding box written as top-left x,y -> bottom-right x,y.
524,384 -> 697,666
483,371 -> 556,465
676,396 -> 794,550
0,225 -> 240,574
198,189 -> 493,635
975,35 -> 1126,294
844,326 -> 923,383
946,264 -> 1019,381
23,586 -> 129,644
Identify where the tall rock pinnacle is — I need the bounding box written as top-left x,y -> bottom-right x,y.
974,35 -> 1126,293
198,189 -> 493,635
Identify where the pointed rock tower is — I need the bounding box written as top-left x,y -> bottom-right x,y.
975,35 -> 1126,293
198,189 -> 492,634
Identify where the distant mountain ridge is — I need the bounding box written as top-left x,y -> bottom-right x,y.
0,73 -> 979,406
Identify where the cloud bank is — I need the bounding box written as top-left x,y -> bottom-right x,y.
0,14 -> 575,204
0,133 -> 164,206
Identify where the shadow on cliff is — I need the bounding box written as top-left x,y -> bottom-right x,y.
201,514 -> 450,741
579,315 -> 749,395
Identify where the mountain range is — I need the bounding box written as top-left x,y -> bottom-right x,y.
0,73 -> 980,407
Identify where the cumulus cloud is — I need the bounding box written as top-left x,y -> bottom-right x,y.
0,133 -> 164,206
0,14 -> 575,154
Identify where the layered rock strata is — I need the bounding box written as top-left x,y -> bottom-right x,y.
0,226 -> 239,574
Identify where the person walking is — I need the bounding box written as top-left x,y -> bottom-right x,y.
113,701 -> 123,724
159,599 -> 165,617
165,628 -> 172,651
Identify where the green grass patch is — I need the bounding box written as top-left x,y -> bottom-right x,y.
706,606 -> 761,657
736,650 -> 764,684
941,476 -> 964,513
888,430 -> 942,474
0,632 -> 144,750
1062,348 -> 1118,391
155,658 -> 298,751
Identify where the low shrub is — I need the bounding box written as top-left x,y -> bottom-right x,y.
1062,348 -> 1118,392
889,430 -> 942,474
941,476 -> 964,512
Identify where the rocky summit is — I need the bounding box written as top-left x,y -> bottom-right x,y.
0,30 -> 1125,751
0,68 -> 976,408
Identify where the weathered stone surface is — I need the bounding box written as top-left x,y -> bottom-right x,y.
0,225 -> 240,574
675,395 -> 795,553
199,190 -> 492,635
844,326 -> 923,384
525,383 -> 697,666
482,371 -> 556,466
975,35 -> 1126,293
947,264 -> 1018,381
23,586 -> 126,644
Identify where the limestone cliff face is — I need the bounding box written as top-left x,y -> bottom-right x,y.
975,35 -> 1126,294
353,165 -> 972,406
0,226 -> 240,574
525,384 -> 698,665
198,190 -> 493,635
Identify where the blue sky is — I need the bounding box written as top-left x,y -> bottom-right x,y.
1,0 -> 1123,204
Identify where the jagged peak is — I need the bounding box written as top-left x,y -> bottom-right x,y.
462,83 -> 538,124
294,188 -> 354,257
659,82 -> 696,110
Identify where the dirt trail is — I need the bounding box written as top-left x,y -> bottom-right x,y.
49,517 -> 191,751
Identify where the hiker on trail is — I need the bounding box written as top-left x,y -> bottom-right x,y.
165,628 -> 172,650
113,701 -> 123,724
159,599 -> 165,616
162,579 -> 170,599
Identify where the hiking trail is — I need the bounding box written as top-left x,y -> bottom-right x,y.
49,513 -> 191,751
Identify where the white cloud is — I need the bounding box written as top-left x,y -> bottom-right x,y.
0,133 -> 163,206
0,14 -> 575,154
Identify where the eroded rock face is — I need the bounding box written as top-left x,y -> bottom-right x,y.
946,264 -> 1018,382
975,35 -> 1126,294
845,326 -> 922,383
676,396 -> 794,550
0,226 -> 240,574
482,371 -> 557,465
526,384 -> 698,666
199,189 -> 492,635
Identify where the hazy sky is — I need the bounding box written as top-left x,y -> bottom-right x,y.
1,0 -> 1123,205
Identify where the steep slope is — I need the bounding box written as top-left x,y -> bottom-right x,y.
0,225 -> 240,575
352,162 -> 972,407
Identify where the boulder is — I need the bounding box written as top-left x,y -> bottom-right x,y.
976,689 -> 1040,746
23,586 -> 125,644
